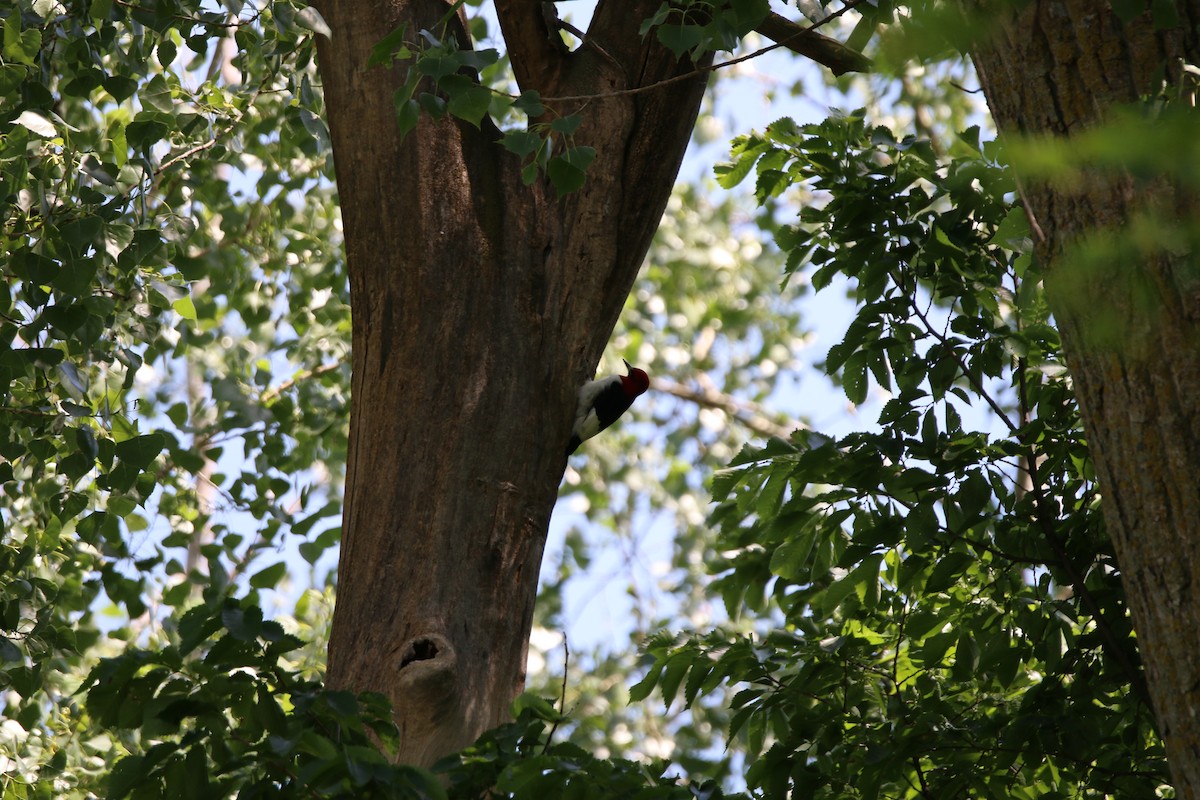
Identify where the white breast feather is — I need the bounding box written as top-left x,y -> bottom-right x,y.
573,375 -> 618,443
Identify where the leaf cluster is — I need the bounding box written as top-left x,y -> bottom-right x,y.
436,695 -> 743,800
368,23 -> 595,194
4,0 -> 348,791
72,598 -> 442,799
639,0 -> 770,61
630,111 -> 1169,797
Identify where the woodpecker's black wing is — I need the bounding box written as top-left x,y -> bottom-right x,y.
566,376 -> 634,455
590,380 -> 635,431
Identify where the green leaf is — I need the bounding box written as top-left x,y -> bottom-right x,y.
114,433 -> 165,470
42,303 -> 89,336
627,661 -> 664,703
637,3 -> 671,36
249,561 -> 287,589
417,51 -> 460,82
842,350 -> 868,405
546,146 -> 596,196
59,215 -> 103,256
924,551 -> 976,594
457,48 -> 499,71
157,38 -> 177,68
15,110 -> 57,138
502,130 -> 543,159
442,75 -> 493,128
394,96 -> 420,139
811,554 -> 883,616
658,653 -> 691,707
512,90 -> 545,118
510,692 -> 563,722
768,517 -> 818,581
714,140 -> 767,189
108,754 -> 148,800
221,603 -> 262,641
125,116 -> 170,152
172,296 -> 197,321
178,606 -> 222,654
88,0 -> 112,20
140,75 -> 174,114
295,6 -> 332,38
520,160 -> 540,185
368,23 -> 410,67
103,75 -> 138,102
548,114 -> 583,136
418,91 -> 447,117
417,28 -> 443,48
656,23 -> 705,57
951,630 -> 980,680
4,15 -> 41,65
76,426 -> 99,459
108,118 -> 128,167
103,222 -> 135,259
1109,0 -> 1147,20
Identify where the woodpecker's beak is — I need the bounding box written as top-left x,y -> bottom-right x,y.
623,359 -> 632,372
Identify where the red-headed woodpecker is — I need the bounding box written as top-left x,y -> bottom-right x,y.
566,359 -> 650,455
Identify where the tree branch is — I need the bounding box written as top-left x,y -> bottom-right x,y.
899,278 -> 1019,435
495,0 -> 568,94
540,0 -> 872,106
260,362 -> 344,404
753,11 -> 871,76
652,377 -> 796,440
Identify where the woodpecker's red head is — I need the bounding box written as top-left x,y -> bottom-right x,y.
621,359 -> 650,399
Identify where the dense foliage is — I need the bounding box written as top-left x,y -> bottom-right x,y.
1,0 -> 1179,797
3,0 -> 350,794
633,111 -> 1168,797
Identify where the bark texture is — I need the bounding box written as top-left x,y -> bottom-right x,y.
969,2 -> 1200,794
311,0 -> 713,767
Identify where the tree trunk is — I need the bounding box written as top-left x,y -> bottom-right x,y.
311,0 -> 710,767
970,1 -> 1200,794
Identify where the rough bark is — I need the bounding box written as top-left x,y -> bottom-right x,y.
311,0 -> 713,767
969,1 -> 1200,794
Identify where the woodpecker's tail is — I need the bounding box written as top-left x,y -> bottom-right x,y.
565,435 -> 582,456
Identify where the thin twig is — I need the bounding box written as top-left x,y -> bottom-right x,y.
157,136 -> 227,175
537,0 -> 873,104
0,405 -> 60,418
260,362 -> 345,403
542,636 -> 570,753
912,755 -> 933,799
1013,174 -> 1048,245
897,271 -> 1020,434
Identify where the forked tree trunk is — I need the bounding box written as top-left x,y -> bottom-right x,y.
970,1 -> 1200,793
312,0 -> 710,767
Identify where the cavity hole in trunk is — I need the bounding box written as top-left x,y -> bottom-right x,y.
399,637 -> 440,669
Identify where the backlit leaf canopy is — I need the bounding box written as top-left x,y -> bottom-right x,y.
3,0 -> 350,790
